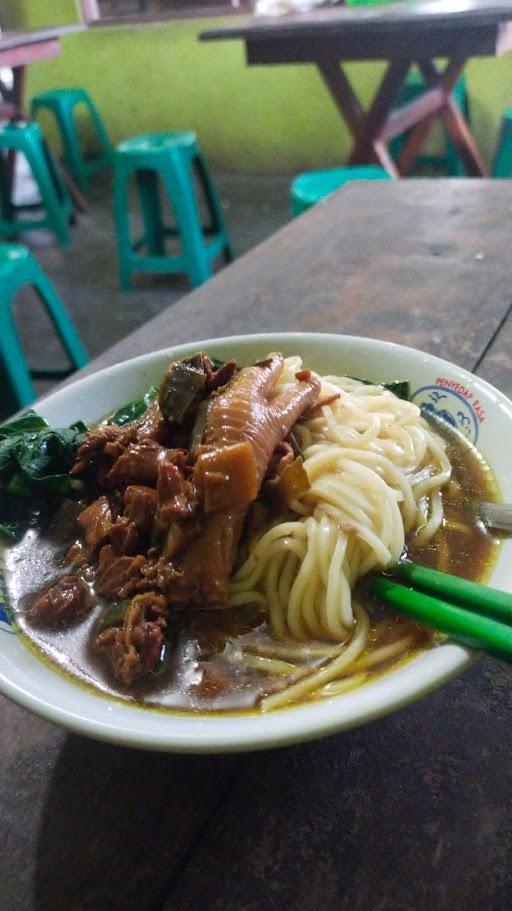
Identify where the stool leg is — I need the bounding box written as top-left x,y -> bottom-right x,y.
58,105 -> 89,193
27,140 -> 71,247
194,153 -> 234,262
163,165 -> 212,288
86,97 -> 113,162
445,135 -> 466,177
136,170 -> 165,255
113,168 -> 134,290
26,260 -> 88,370
0,304 -> 36,408
493,117 -> 512,178
0,152 -> 14,225
445,82 -> 468,177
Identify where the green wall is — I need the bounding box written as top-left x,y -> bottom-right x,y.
8,0 -> 512,172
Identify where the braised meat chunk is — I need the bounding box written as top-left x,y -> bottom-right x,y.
33,575 -> 91,625
108,520 -> 140,556
156,454 -> 198,523
98,554 -> 149,599
77,495 -> 114,555
123,485 -> 158,537
71,424 -> 137,479
95,592 -> 168,684
106,440 -> 167,487
132,400 -> 170,444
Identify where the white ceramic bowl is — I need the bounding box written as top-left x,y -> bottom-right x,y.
1,333 -> 511,753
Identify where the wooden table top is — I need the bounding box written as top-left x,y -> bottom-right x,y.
0,25 -> 85,70
0,26 -> 84,53
2,180 -> 512,911
202,0 -> 512,40
201,0 -> 512,59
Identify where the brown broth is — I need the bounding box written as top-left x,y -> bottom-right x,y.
2,420 -> 502,714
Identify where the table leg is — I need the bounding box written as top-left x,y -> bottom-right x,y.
318,57 -> 365,143
318,58 -> 408,176
1,66 -> 26,195
0,64 -> 25,120
397,57 -> 486,177
348,59 -> 410,170
11,66 -> 26,118
59,162 -> 88,214
418,59 -> 488,177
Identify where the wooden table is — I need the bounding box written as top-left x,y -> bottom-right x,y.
0,26 -> 84,120
201,0 -> 512,177
2,181 -> 512,911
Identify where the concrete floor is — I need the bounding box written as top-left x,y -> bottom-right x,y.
2,170 -> 292,419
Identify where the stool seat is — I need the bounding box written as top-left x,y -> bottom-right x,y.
32,88 -> 85,106
0,243 -> 88,408
32,87 -> 113,193
0,121 -> 73,246
291,165 -> 390,217
117,132 -> 198,156
113,130 -> 233,289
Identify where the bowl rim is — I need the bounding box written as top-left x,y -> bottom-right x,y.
1,330 -> 508,753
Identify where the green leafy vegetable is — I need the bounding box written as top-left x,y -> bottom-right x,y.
211,355 -> 240,371
382,380 -> 410,401
0,411 -> 87,542
96,601 -> 128,634
159,358 -> 207,425
108,386 -> 158,427
0,487 -> 42,543
0,522 -> 19,541
0,411 -> 48,438
348,376 -> 410,401
0,422 -> 87,497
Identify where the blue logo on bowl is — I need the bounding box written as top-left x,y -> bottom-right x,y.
0,567 -> 15,635
411,379 -> 485,445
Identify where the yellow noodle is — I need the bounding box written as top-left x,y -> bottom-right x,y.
242,641 -> 344,660
260,605 -> 369,711
242,654 -> 302,676
231,358 -> 451,653
353,636 -> 413,671
318,673 -> 368,697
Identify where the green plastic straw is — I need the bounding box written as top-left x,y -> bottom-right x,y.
370,576 -> 512,662
393,560 -> 512,624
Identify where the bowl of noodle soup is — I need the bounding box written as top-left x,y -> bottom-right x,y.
1,332 -> 511,753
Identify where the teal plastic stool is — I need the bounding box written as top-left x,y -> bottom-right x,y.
32,88 -> 113,193
390,71 -> 469,176
0,243 -> 88,408
113,132 -> 233,290
291,165 -> 390,217
493,108 -> 512,178
0,121 -> 73,247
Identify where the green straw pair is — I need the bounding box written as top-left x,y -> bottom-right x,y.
370,560 -> 512,663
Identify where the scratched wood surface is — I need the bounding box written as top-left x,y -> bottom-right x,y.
1,181 -> 512,911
